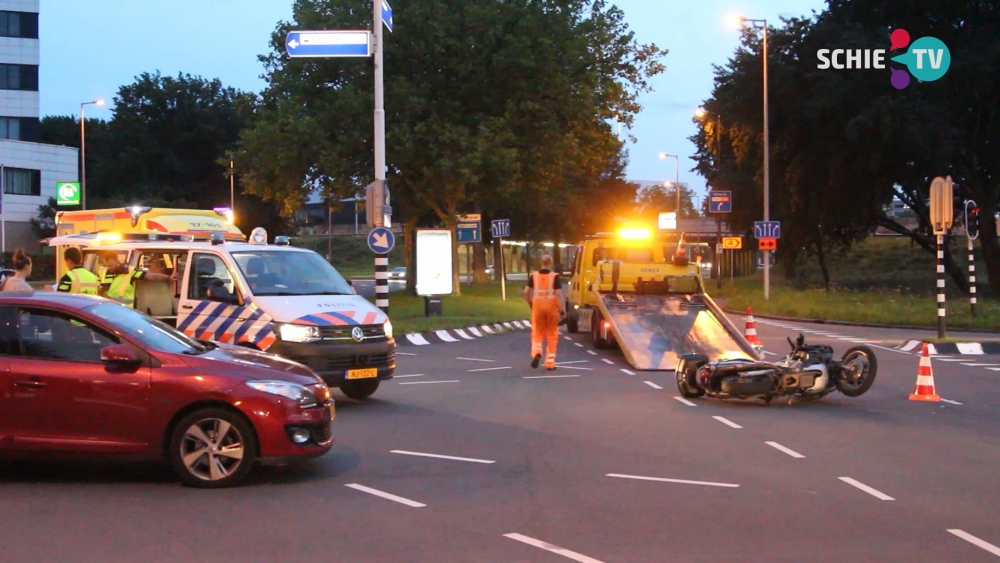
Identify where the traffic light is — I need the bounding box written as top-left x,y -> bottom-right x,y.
966,201 -> 980,240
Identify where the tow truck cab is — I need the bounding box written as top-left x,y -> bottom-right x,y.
47,229 -> 395,401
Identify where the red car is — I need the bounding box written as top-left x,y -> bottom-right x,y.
0,292 -> 334,488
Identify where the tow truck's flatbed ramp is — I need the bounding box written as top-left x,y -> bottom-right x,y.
602,294 -> 757,371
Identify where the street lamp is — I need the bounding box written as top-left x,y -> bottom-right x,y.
80,99 -> 105,211
658,152 -> 681,219
732,15 -> 771,300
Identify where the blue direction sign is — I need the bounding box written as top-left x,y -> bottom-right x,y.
368,227 -> 395,254
491,219 -> 511,239
708,190 -> 732,213
457,221 -> 482,243
754,221 -> 781,239
285,30 -> 371,58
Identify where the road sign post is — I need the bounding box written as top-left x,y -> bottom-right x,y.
929,176 -> 954,338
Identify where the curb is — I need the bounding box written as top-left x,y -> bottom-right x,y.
896,339 -> 1000,356
723,308 -> 1000,334
398,319 -> 531,346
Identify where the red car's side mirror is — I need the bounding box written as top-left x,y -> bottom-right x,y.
101,344 -> 142,369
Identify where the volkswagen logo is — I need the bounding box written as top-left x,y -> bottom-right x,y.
351,327 -> 365,342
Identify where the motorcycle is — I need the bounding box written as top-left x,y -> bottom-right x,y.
676,334 -> 877,404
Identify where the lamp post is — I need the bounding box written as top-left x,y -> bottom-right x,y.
658,152 -> 681,218
79,99 -> 105,211
696,107 -> 725,289
731,15 -> 770,300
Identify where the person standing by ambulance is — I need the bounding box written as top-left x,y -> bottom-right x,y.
56,247 -> 100,295
99,251 -> 173,307
523,254 -> 566,370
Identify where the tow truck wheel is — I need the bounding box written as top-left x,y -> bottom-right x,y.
592,312 -> 610,349
566,308 -> 579,334
341,380 -> 380,401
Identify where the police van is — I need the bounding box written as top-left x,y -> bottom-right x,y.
47,228 -> 395,400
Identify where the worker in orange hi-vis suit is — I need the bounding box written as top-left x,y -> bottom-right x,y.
523,254 -> 566,370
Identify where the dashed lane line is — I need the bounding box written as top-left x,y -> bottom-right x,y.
644,381 -> 663,390
766,441 -> 805,458
587,350 -> 598,356
345,484 -> 426,507
947,530 -> 1000,557
674,396 -> 697,407
399,380 -> 460,385
940,398 -> 963,405
564,336 -> 573,341
606,473 -> 740,488
524,374 -> 581,379
555,366 -> 593,371
839,477 -> 895,500
556,360 -> 589,365
621,369 -> 636,375
602,359 -> 615,365
468,367 -> 512,372
504,533 -> 606,563
390,450 -> 495,464
713,416 -> 742,429
396,352 -> 418,356
394,374 -> 425,378
574,343 -> 585,348
457,357 -> 496,362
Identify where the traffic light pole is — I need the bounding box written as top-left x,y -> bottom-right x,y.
373,0 -> 388,315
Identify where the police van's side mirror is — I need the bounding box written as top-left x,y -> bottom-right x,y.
206,282 -> 240,305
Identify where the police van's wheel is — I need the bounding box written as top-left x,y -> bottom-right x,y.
341,380 -> 380,401
592,312 -> 610,349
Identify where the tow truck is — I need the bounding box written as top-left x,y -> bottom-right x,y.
565,228 -> 761,370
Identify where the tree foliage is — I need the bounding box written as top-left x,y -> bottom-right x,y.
236,0 -> 665,294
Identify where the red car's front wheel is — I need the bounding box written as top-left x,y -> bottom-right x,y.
169,408 -> 258,488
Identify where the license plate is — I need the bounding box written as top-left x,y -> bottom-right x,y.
328,402 -> 336,420
346,367 -> 378,380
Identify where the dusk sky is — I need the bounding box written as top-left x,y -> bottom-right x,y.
41,0 -> 826,204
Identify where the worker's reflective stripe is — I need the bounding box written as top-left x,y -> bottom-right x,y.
107,272 -> 137,305
67,269 -> 100,295
532,272 -> 558,300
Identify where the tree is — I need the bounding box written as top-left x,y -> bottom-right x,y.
635,182 -> 699,223
236,0 -> 664,295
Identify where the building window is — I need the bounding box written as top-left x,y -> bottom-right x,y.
0,64 -> 38,91
3,167 -> 41,196
0,116 -> 38,141
0,11 -> 38,39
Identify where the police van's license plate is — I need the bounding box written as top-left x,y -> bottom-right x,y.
347,368 -> 378,380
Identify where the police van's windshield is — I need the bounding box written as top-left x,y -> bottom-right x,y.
232,250 -> 354,296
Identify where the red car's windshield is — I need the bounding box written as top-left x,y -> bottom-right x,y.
87,303 -> 208,355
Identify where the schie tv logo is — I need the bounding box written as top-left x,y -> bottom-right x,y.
816,29 -> 950,89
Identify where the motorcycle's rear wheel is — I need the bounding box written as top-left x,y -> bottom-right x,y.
835,346 -> 878,397
676,354 -> 707,398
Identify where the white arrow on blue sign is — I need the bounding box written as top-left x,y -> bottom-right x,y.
491,219 -> 511,239
381,0 -> 394,33
285,30 -> 372,58
368,227 -> 395,254
754,221 -> 781,239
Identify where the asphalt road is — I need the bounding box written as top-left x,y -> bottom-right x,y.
2,317 -> 1000,562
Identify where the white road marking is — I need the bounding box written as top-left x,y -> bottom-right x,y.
394,374 -> 425,378
644,381 -> 663,390
766,441 -> 805,458
587,350 -> 598,356
713,416 -> 742,429
574,342 -> 584,348
467,327 -> 484,338
763,351 -> 778,356
674,396 -> 697,407
602,359 -> 615,365
839,477 -> 895,500
524,374 -> 581,379
399,380 -> 460,385
564,336 -> 573,341
396,352 -> 418,356
453,328 -> 475,340
434,330 -> 459,343
457,357 -> 496,362
987,368 -> 1000,372
621,369 -> 636,375
851,340 -> 882,344
345,484 -> 426,507
556,366 -> 593,371
947,530 -> 1000,557
557,360 -> 589,365
390,450 -> 495,464
504,533 -> 606,563
973,364 -> 1000,367
606,473 -> 739,488
469,366 -> 512,372
940,398 -> 963,405
405,333 -> 431,346
960,363 -> 990,366
935,358 -> 965,362
869,343 -> 911,355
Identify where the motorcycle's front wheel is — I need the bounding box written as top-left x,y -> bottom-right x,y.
836,346 -> 878,397
676,354 -> 707,398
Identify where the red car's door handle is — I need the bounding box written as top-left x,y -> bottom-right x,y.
15,380 -> 47,389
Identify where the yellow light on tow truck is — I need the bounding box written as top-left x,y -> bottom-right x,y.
618,228 -> 651,240
95,232 -> 122,244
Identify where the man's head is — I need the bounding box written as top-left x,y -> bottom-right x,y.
541,254 -> 553,269
64,247 -> 83,268
102,251 -> 121,270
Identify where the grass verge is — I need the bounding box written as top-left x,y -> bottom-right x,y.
716,275 -> 1000,332
370,282 -> 531,334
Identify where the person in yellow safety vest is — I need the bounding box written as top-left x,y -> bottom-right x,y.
56,247 -> 101,295
99,251 -> 174,307
523,254 -> 566,370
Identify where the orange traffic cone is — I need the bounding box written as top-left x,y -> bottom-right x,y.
744,306 -> 763,346
909,343 -> 941,402
675,232 -> 687,259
